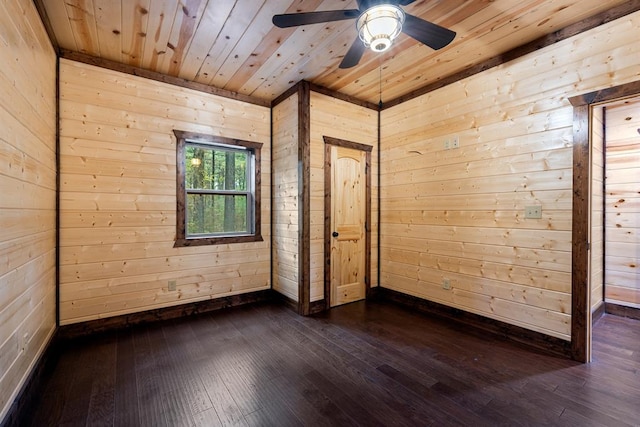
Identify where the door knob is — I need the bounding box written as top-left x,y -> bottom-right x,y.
332,231 -> 339,237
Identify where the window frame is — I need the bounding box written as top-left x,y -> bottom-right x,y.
174,130 -> 263,247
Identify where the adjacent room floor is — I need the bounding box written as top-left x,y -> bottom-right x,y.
22,300 -> 640,426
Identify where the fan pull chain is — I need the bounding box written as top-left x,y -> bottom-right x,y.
378,65 -> 383,109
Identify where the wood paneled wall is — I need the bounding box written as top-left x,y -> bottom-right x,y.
380,11 -> 640,340
272,93 -> 300,302
0,0 -> 56,420
58,59 -> 271,325
309,92 -> 378,302
605,98 -> 640,308
591,106 -> 605,312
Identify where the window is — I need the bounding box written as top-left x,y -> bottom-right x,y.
174,130 -> 262,246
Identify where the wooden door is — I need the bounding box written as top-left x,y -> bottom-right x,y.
328,144 -> 368,307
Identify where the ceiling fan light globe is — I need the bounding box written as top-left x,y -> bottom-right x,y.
370,36 -> 391,52
357,5 -> 404,53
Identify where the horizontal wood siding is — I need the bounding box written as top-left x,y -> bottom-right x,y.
604,98 -> 640,308
58,59 -> 271,325
591,106 -> 605,312
380,11 -> 640,340
271,93 -> 299,302
0,0 -> 57,420
310,92 -> 378,302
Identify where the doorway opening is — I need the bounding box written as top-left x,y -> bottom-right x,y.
569,80 -> 640,362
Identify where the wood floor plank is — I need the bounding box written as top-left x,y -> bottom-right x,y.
85,333 -> 117,426
20,302 -> 640,426
114,330 -> 140,426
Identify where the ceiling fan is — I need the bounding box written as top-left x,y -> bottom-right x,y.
272,0 -> 456,69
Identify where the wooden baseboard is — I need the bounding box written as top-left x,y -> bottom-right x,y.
272,291 -> 299,312
271,292 -> 327,315
605,302 -> 640,321
367,285 -> 382,300
379,287 -> 573,359
58,290 -> 273,340
309,299 -> 326,314
592,301 -> 606,323
0,335 -> 60,427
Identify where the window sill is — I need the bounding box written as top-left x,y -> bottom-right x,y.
174,234 -> 263,247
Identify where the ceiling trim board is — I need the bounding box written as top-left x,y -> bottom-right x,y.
272,80 -> 379,111
32,0 -> 60,51
59,49 -> 271,108
308,82 -> 379,111
382,0 -> 640,109
271,80 -> 302,108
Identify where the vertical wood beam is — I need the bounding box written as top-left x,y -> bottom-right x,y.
55,56 -> 61,326
571,103 -> 590,363
298,81 -> 311,315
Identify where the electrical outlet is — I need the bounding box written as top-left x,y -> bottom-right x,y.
444,139 -> 451,150
168,280 -> 177,291
442,278 -> 451,290
524,206 -> 542,219
451,136 -> 460,149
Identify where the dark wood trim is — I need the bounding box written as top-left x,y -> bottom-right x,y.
571,103 -> 591,363
32,0 -> 59,52
172,130 -> 263,248
601,106 -> 608,307
269,106 -> 274,299
174,234 -> 264,247
568,80 -> 640,106
592,301 -> 606,324
298,82 -> 312,316
274,294 -> 325,316
175,129 -> 188,244
378,288 -> 573,359
59,49 -> 270,107
271,81 -> 303,108
605,303 -> 640,321
173,131 -> 264,150
57,290 -> 273,340
309,299 -> 327,315
324,142 -> 332,310
569,80 -> 640,362
0,333 -> 59,427
323,136 -> 374,153
55,55 -> 60,326
384,2 -> 640,109
272,80 -> 380,111
367,285 -> 382,300
309,82 -> 379,111
272,291 -> 299,313
323,136 -> 373,310
376,108 -> 381,293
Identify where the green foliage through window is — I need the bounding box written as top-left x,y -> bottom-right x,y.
185,143 -> 253,237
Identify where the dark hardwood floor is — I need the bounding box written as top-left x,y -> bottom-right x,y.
22,300 -> 640,426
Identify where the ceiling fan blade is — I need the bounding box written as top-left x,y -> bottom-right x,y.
339,37 -> 366,69
402,13 -> 456,50
358,0 -> 415,8
273,9 -> 359,28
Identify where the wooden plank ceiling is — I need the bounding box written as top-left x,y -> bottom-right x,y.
37,0 -> 633,104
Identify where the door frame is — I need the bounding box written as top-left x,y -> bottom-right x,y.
323,136 -> 373,309
569,79 -> 640,362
